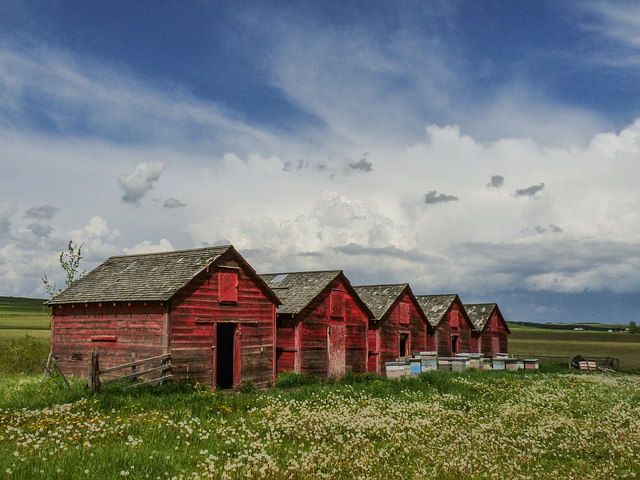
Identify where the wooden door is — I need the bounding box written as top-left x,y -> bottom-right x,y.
327,323 -> 346,378
491,336 -> 500,356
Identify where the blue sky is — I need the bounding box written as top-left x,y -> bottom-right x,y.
2,1 -> 640,324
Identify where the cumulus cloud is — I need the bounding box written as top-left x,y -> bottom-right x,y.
118,161 -> 167,204
123,239 -> 174,255
487,175 -> 504,188
424,191 -> 459,204
68,216 -> 121,260
25,205 -> 60,220
163,198 -> 186,209
514,183 -> 545,198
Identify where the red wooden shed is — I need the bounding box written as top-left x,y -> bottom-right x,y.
415,294 -> 474,356
259,271 -> 373,379
464,303 -> 510,357
47,245 -> 280,390
353,284 -> 434,375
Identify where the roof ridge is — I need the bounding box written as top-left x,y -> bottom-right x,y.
109,245 -> 231,259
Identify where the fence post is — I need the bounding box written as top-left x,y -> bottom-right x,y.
131,352 -> 137,383
88,350 -> 95,391
88,350 -> 101,393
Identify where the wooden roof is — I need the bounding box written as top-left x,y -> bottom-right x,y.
353,284 -> 408,320
464,303 -> 509,333
260,270 -> 373,318
415,294 -> 459,327
48,245 -> 280,305
464,303 -> 498,331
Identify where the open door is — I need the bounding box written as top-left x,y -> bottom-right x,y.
216,323 -> 237,389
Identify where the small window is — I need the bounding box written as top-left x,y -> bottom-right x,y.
330,289 -> 345,318
219,270 -> 238,303
399,302 -> 410,325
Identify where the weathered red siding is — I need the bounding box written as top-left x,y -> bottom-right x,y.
51,301 -> 167,378
477,311 -> 509,357
371,292 -> 431,375
434,303 -> 473,356
169,258 -> 276,389
277,278 -> 368,379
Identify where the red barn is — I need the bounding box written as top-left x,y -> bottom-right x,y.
415,294 -> 474,356
465,303 -> 510,357
47,246 -> 280,390
259,271 -> 373,379
353,284 -> 434,375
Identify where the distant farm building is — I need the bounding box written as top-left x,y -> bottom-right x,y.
260,271 -> 373,379
48,246 -> 280,389
465,303 -> 510,357
415,294 -> 474,356
353,284 -> 434,375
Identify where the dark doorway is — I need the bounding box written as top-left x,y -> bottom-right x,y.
399,333 -> 409,357
216,323 -> 236,389
451,335 -> 459,354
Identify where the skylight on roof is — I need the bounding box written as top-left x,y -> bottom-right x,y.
271,274 -> 288,283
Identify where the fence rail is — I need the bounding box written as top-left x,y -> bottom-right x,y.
87,350 -> 172,393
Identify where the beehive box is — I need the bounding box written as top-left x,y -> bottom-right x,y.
438,357 -> 453,371
492,358 -> 506,370
524,359 -> 539,370
469,353 -> 484,370
420,351 -> 438,371
452,357 -> 470,372
385,362 -> 406,378
410,358 -> 422,376
505,358 -> 518,371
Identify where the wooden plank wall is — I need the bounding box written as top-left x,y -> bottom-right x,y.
434,302 -> 473,356
170,257 -> 276,389
51,302 -> 166,378
291,278 -> 368,379
377,292 -> 430,375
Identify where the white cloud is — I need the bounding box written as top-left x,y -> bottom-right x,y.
68,216 -> 121,261
123,239 -> 174,255
118,161 -> 167,204
25,205 -> 60,220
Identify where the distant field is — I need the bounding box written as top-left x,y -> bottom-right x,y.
509,327 -> 640,369
0,296 -> 51,347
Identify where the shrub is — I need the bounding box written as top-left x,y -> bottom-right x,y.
0,335 -> 50,374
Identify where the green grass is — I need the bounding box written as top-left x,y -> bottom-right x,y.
509,327 -> 640,369
2,371 -> 640,479
0,296 -> 49,316
0,296 -> 51,347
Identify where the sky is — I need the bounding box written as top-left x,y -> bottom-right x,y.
2,1 -> 640,324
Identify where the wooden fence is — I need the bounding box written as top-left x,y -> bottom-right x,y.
87,350 -> 172,393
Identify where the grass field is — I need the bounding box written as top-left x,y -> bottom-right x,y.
0,297 -> 51,348
2,371 -> 640,479
508,326 -> 640,370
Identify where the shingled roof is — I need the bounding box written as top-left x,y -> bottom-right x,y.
415,294 -> 458,327
464,303 -> 509,333
464,303 -> 497,331
48,245 -> 275,305
260,270 -> 373,318
259,271 -> 343,315
353,284 -> 408,320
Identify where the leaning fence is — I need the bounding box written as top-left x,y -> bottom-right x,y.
87,350 -> 172,393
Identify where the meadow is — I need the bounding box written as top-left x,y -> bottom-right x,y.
2,371 -> 640,479
0,297 -> 50,349
508,325 -> 640,370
